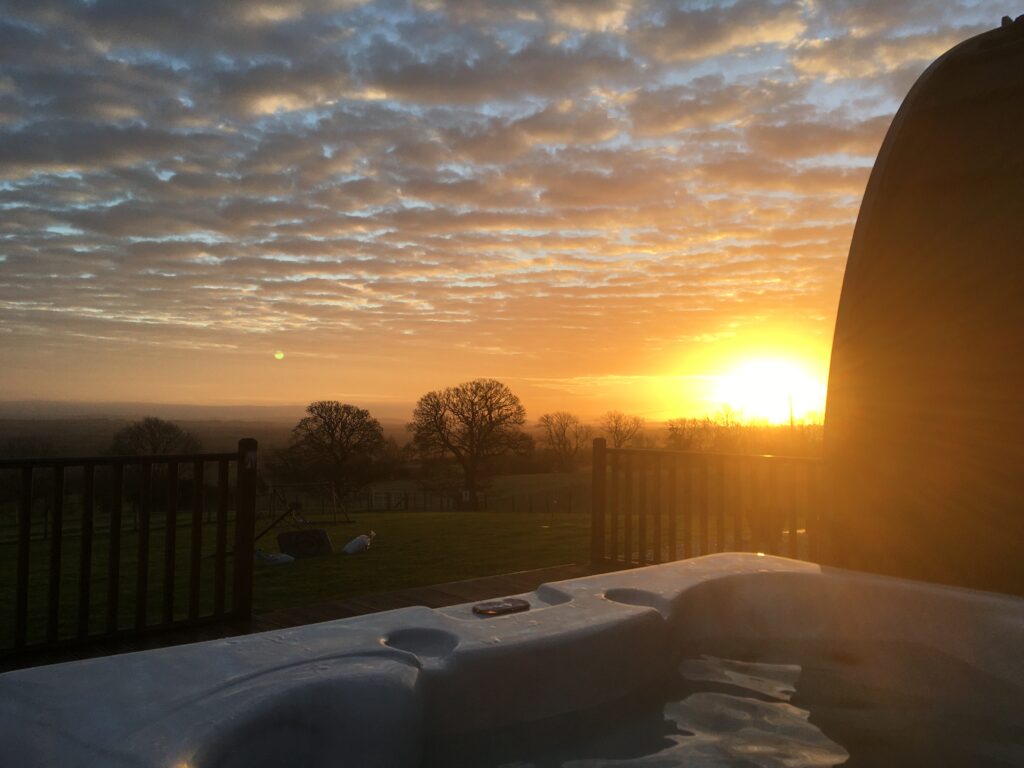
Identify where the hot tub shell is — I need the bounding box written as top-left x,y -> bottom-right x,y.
1,553 -> 1022,767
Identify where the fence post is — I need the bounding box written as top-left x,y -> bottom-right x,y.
15,467 -> 32,648
591,438 -> 607,566
233,438 -> 258,621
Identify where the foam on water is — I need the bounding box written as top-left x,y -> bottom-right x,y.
564,695 -> 848,767
678,656 -> 801,702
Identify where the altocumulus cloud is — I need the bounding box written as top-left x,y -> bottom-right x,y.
0,0 -> 1008,407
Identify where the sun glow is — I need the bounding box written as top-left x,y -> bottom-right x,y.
713,358 -> 826,425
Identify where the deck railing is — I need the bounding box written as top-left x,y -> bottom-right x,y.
590,438 -> 825,567
0,439 -> 257,662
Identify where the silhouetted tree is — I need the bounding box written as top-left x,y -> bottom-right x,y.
108,419 -> 202,520
374,436 -> 409,481
110,417 -> 202,455
662,413 -> 823,456
414,458 -> 465,499
538,411 -> 591,471
408,379 -> 529,505
717,404 -> 740,428
600,411 -> 645,448
285,401 -> 385,495
665,417 -> 716,452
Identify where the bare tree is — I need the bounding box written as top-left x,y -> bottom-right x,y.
665,417 -> 716,452
110,417 -> 202,455
110,419 -> 204,516
600,411 -> 645,448
408,379 -> 529,504
538,411 -> 591,471
287,401 -> 385,494
716,404 -> 740,428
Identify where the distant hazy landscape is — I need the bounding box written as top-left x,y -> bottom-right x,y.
0,401 -> 410,455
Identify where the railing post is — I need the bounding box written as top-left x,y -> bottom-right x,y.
652,453 -> 662,564
682,454 -> 693,558
609,449 -> 620,562
590,438 -> 606,566
47,466 -> 64,643
667,457 -> 677,562
191,461 -> 207,621
78,464 -> 95,639
715,455 -> 726,554
233,438 -> 258,620
809,460 -> 824,564
15,467 -> 32,649
623,453 -> 634,565
787,459 -> 799,559
106,463 -> 123,636
698,454 -> 710,556
637,453 -> 647,565
135,461 -> 152,631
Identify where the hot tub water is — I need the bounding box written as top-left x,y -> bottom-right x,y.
426,641 -> 1024,767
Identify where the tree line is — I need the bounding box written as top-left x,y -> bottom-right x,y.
262,379 -> 821,507
1,379 -> 822,510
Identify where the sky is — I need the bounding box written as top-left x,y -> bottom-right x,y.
0,0 -> 1007,423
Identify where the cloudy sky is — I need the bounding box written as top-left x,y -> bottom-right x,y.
0,0 -> 1006,421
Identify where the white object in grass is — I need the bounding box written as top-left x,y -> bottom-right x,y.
343,530 -> 376,554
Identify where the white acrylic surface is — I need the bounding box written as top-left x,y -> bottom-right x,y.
1,553 -> 1021,767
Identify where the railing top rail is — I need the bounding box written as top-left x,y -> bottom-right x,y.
0,451 -> 242,470
605,446 -> 822,462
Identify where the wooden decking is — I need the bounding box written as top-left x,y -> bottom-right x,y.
5,562 -> 610,670
251,562 -> 603,632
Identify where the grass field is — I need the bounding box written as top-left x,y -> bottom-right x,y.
252,510 -> 590,613
0,466 -> 813,652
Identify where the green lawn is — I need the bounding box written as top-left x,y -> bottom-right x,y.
252,510 -> 590,613
0,467 -> 814,652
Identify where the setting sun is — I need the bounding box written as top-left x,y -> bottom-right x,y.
713,359 -> 826,425
3,0 -> 990,419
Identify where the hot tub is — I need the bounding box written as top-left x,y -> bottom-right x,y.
1,554 -> 1022,766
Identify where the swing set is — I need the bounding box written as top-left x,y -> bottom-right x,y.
254,481 -> 354,545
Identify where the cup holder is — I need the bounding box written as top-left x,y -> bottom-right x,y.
603,588 -> 668,616
383,628 -> 459,659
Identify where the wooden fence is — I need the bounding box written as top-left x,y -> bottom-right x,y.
0,439 -> 258,663
590,438 -> 825,567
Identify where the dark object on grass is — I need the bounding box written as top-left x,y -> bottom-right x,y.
278,529 -> 334,559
